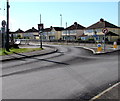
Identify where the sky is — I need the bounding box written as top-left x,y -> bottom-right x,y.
0,0 -> 119,31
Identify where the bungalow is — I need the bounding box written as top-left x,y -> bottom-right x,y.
84,18 -> 120,42
62,22 -> 86,41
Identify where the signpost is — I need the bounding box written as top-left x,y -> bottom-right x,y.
97,44 -> 102,53
1,20 -> 6,49
93,31 -> 97,46
38,24 -> 44,48
102,28 -> 108,34
102,28 -> 108,51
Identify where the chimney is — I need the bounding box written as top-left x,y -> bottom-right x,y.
32,27 -> 34,29
50,26 -> 53,29
100,18 -> 104,22
74,22 -> 77,25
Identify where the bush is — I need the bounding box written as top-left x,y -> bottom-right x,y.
77,38 -> 81,41
88,38 -> 94,41
17,35 -> 21,38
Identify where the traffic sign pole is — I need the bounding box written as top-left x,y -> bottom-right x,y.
102,28 -> 108,52
38,24 -> 44,49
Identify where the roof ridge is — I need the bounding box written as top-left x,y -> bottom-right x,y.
86,19 -> 119,29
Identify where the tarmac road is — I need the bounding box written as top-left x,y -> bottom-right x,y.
2,45 -> 119,100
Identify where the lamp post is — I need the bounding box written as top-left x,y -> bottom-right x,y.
40,14 -> 41,24
60,14 -> 62,27
66,22 -> 68,44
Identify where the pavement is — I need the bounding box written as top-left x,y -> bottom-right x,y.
1,43 -> 120,100
0,44 -> 58,62
90,82 -> 120,101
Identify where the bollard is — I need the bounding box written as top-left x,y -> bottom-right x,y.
113,41 -> 117,49
97,44 -> 102,52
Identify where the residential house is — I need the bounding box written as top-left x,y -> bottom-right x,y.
24,27 -> 38,39
47,26 -> 64,41
42,28 -> 51,41
84,18 -> 120,42
62,22 -> 86,41
12,28 -> 24,38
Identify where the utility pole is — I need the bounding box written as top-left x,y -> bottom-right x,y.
6,0 -> 10,51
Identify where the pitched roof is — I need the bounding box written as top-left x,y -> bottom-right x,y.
86,18 -> 120,29
53,27 -> 64,31
15,29 -> 24,33
43,28 -> 51,32
66,22 -> 86,30
106,31 -> 119,36
43,27 -> 64,32
9,29 -> 24,34
25,27 -> 38,33
9,31 -> 15,34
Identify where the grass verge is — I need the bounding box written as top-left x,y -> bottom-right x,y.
0,48 -> 43,56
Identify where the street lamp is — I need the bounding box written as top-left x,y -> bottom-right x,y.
60,14 -> 62,27
66,22 -> 68,44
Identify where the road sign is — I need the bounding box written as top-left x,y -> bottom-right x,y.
38,24 -> 44,49
38,24 -> 44,31
97,44 -> 102,52
1,20 -> 6,27
113,41 -> 117,49
102,28 -> 108,34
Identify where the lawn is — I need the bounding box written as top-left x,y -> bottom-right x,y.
0,48 -> 43,56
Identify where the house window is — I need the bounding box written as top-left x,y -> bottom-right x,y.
43,32 -> 48,35
70,30 -> 76,34
63,31 -> 67,34
95,29 -> 102,33
49,36 -> 55,40
51,32 -> 55,34
85,30 -> 92,33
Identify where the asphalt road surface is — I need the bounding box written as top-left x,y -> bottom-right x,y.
2,45 -> 119,100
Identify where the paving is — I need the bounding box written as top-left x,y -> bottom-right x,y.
1,43 -> 120,100
0,44 -> 57,62
90,82 -> 120,101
